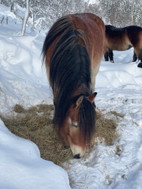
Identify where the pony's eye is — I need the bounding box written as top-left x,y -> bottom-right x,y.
72,122 -> 78,128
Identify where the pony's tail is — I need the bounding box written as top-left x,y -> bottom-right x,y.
42,16 -> 72,62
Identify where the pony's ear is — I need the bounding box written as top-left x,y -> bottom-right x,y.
88,92 -> 97,103
75,96 -> 84,109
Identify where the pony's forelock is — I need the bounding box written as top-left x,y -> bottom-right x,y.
79,97 -> 96,143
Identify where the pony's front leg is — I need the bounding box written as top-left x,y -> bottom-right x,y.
104,51 -> 109,61
104,49 -> 114,62
108,50 -> 114,63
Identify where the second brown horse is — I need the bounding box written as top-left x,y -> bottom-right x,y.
105,25 -> 142,68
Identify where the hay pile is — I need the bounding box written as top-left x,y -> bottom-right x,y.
0,104 -> 119,165
94,109 -> 118,146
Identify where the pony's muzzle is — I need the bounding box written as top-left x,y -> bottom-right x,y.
70,144 -> 85,159
73,154 -> 81,159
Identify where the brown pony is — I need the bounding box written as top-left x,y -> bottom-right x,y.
104,25 -> 142,68
42,13 -> 105,158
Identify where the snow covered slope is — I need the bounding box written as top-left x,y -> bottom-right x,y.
0,7 -> 52,115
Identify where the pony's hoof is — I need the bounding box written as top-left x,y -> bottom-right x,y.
110,60 -> 114,63
137,62 -> 142,68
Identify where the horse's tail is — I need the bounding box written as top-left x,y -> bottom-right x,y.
139,29 -> 142,48
126,26 -> 142,46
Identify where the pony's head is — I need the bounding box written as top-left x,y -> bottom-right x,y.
59,92 -> 97,158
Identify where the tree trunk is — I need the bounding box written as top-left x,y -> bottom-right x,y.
21,0 -> 30,36
10,0 -> 14,12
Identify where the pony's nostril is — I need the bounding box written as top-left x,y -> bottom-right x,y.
73,154 -> 81,159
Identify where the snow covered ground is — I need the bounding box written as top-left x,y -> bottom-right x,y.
0,4 -> 142,189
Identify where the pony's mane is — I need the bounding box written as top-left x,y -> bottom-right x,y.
42,15 -> 95,142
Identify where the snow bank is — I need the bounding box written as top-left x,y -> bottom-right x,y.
0,119 -> 71,189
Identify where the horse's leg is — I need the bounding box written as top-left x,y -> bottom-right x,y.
137,49 -> 142,68
104,51 -> 109,61
109,50 -> 114,63
133,52 -> 137,62
104,49 -> 114,62
133,47 -> 141,67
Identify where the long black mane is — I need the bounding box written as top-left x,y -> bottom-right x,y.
42,15 -> 96,142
